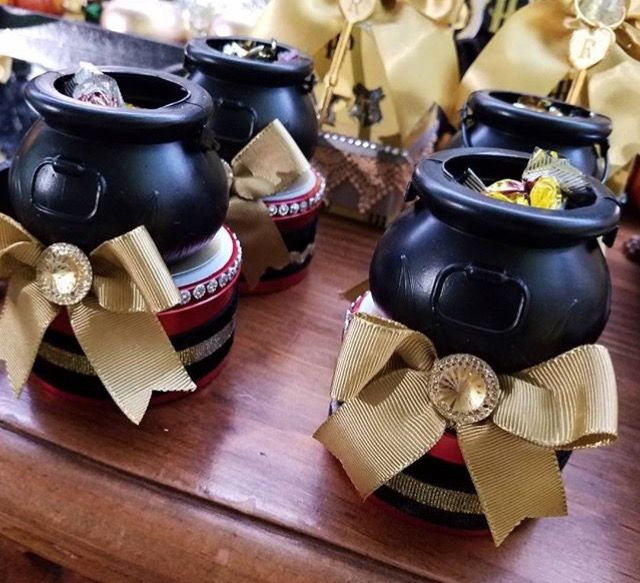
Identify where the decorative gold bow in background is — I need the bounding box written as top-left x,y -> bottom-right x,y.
455,0 -> 640,193
0,214 -> 195,423
253,0 -> 467,145
226,120 -> 310,289
315,313 -> 617,545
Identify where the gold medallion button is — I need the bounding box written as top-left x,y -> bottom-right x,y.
36,243 -> 93,306
427,354 -> 500,426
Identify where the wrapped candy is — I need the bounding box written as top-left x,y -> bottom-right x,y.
68,62 -> 124,108
468,148 -> 591,210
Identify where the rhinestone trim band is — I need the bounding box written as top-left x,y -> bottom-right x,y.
320,132 -> 410,159
38,319 -> 236,375
179,233 -> 242,306
267,174 -> 326,219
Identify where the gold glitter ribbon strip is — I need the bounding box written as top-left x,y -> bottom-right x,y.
385,472 -> 483,515
252,0 -> 466,144
454,0 -> 640,193
314,313 -> 617,545
38,319 -> 236,375
226,120 -> 311,290
0,213 -> 195,424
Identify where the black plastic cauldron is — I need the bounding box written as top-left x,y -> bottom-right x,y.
369,148 -> 620,373
448,91 -> 612,181
9,67 -> 229,264
184,36 -> 318,161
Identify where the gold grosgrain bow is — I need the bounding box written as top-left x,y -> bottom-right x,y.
0,214 -> 195,424
226,120 -> 310,290
455,0 -> 640,193
253,0 -> 466,145
314,313 -> 618,545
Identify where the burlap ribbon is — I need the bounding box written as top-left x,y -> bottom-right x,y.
455,0 -> 640,192
226,120 -> 310,289
0,213 -> 195,424
253,0 -> 466,145
314,313 -> 618,545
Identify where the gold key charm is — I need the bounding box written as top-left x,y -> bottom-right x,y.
319,0 -> 377,125
566,0 -> 625,104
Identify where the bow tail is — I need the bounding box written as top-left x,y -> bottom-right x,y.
0,275 -> 59,395
226,197 -> 291,290
315,369 -> 446,497
69,297 -> 195,424
457,423 -> 566,546
453,0 -> 572,121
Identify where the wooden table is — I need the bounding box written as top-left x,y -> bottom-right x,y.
1,213 -> 639,583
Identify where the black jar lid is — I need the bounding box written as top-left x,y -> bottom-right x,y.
25,66 -> 213,141
412,148 -> 620,246
184,36 -> 314,86
466,90 -> 612,145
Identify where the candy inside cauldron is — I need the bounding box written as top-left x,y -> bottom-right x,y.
369,148 -> 620,373
9,67 -> 229,263
184,36 -> 318,161
447,91 -> 612,181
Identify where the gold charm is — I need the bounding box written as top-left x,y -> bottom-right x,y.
339,0 -> 377,21
36,243 -> 93,306
569,26 -> 615,70
566,0 -> 626,104
574,0 -> 626,29
318,0 -> 376,125
427,354 -> 500,426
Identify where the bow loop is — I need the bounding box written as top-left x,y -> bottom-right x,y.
331,313 -> 436,402
230,120 -> 310,200
494,344 -> 618,449
226,120 -> 310,289
90,226 -> 180,313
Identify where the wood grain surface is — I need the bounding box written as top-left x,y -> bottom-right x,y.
0,212 -> 639,583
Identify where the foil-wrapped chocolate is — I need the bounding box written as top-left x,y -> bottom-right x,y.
467,148 -> 592,211
68,62 -> 124,108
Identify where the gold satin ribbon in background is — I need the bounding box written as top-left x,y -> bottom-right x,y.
226,120 -> 310,289
455,0 -> 640,193
252,0 -> 466,145
314,313 -> 617,545
0,214 -> 195,424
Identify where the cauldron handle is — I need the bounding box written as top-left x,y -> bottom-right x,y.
459,101 -> 473,148
595,140 -> 610,182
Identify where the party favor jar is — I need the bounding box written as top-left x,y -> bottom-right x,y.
315,148 -> 620,544
1,66 -> 241,421
9,66 -> 229,264
448,90 -> 612,180
184,37 -> 325,294
184,36 -> 318,161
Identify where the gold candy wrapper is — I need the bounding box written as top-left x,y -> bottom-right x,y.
477,148 -> 591,211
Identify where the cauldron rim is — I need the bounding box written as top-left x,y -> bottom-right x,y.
184,36 -> 314,86
466,90 -> 611,144
413,148 -> 620,244
25,67 -> 213,139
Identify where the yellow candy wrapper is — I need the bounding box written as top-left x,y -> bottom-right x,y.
529,176 -> 564,210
